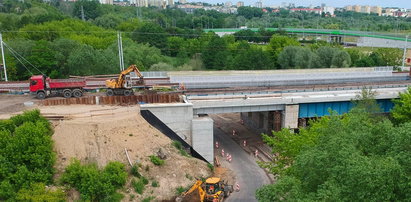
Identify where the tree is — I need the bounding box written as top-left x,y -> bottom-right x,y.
202,35 -> 229,70
392,87 -> 411,124
132,22 -> 167,49
375,48 -> 403,66
316,46 -> 338,68
331,50 -> 351,68
237,6 -> 263,19
267,35 -> 299,67
73,0 -> 102,20
277,46 -> 315,69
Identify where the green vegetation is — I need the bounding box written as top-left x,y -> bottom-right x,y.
131,164 -> 141,178
0,110 -> 60,201
392,87 -> 411,124
132,178 -> 145,195
149,155 -> 165,166
256,90 -> 411,201
61,159 -> 127,201
176,186 -> 186,195
151,180 -> 159,187
142,196 -> 155,202
172,140 -> 189,157
0,1 -> 407,81
207,163 -> 214,172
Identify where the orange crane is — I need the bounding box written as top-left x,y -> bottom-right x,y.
105,64 -> 144,96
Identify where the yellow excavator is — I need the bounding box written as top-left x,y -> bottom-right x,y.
105,64 -> 144,96
177,177 -> 233,202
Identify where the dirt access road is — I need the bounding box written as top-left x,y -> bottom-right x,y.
214,126 -> 270,202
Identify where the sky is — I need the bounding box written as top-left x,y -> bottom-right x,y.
189,0 -> 410,8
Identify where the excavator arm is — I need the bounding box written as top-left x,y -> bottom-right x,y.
106,64 -> 144,89
178,180 -> 206,202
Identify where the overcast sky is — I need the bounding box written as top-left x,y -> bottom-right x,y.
190,0 -> 410,8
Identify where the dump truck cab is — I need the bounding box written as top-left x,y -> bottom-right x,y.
29,75 -> 46,94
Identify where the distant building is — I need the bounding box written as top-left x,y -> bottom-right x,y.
101,0 -> 114,4
370,6 -> 382,16
255,1 -> 262,8
236,1 -> 244,7
225,1 -> 232,7
179,0 -> 186,4
290,8 -> 322,15
323,6 -> 335,16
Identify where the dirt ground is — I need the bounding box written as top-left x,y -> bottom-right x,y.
0,94 -> 37,116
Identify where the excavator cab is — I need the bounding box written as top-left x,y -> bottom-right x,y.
205,177 -> 221,194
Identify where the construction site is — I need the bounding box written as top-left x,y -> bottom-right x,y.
1,67 -> 411,201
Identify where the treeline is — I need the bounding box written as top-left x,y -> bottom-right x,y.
0,0 -> 405,80
257,89 -> 411,201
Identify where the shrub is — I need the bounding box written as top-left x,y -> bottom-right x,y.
151,180 -> 159,187
131,165 -> 141,177
207,163 -> 214,172
149,155 -> 164,166
176,186 -> 185,195
132,179 -> 145,195
0,110 -> 55,201
15,183 -> 65,202
61,159 -> 127,201
141,176 -> 149,185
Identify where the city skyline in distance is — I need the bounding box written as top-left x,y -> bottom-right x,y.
186,0 -> 410,8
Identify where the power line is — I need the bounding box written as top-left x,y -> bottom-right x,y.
3,42 -> 45,75
4,45 -> 33,75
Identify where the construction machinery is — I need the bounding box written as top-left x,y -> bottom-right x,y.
177,177 -> 233,202
105,64 -> 144,96
29,75 -> 86,99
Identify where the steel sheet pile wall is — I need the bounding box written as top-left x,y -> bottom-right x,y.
41,93 -> 181,106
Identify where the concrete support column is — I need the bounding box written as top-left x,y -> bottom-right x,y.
282,104 -> 299,129
192,117 -> 214,163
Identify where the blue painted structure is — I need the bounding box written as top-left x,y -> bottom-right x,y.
298,99 -> 394,118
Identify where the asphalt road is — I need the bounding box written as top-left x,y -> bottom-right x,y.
214,126 -> 270,202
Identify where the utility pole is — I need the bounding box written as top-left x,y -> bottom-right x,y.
117,32 -> 124,71
402,35 -> 408,68
81,5 -> 85,21
0,33 -> 8,82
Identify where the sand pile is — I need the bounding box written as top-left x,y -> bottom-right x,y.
40,105 -> 211,201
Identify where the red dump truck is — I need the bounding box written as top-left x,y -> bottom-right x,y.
29,75 -> 86,99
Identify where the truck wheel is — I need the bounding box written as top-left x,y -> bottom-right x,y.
124,90 -> 132,96
63,89 -> 72,98
106,89 -> 114,96
73,89 -> 83,98
37,91 -> 46,99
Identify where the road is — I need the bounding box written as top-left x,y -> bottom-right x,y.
214,126 -> 270,202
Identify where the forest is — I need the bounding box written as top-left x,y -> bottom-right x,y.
0,0 -> 408,80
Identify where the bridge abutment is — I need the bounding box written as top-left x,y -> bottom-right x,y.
140,103 -> 214,163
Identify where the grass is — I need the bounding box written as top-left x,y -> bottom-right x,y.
176,186 -> 185,195
141,176 -> 149,185
149,155 -> 165,166
132,179 -> 145,195
172,141 -> 190,157
207,163 -> 214,172
142,196 -> 155,202
131,165 -> 141,177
